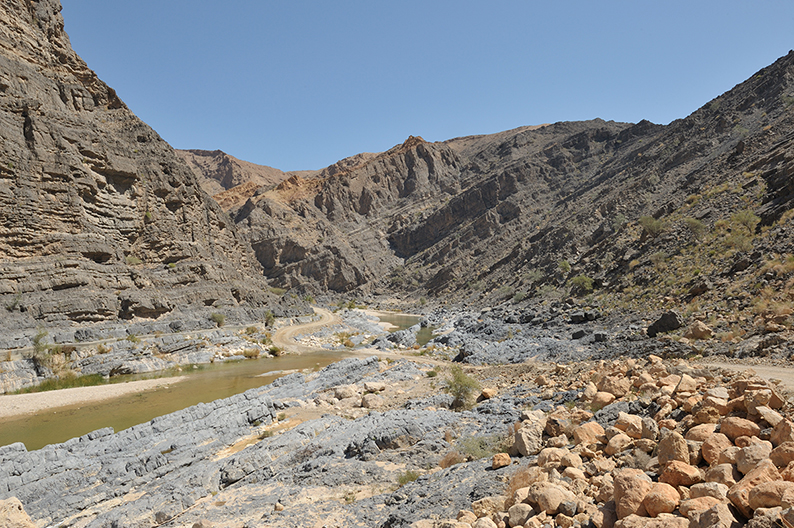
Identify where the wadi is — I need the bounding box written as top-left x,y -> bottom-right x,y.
2,1 -> 794,527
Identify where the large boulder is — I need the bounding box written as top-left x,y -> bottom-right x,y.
647,311 -> 683,337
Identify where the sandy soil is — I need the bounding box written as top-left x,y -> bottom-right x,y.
0,376 -> 184,420
271,307 -> 342,353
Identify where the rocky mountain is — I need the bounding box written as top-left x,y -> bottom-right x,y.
175,149 -> 294,209
225,51 -> 794,338
0,0 -> 289,336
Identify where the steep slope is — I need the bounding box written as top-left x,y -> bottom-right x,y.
0,0 -> 278,331
228,50 -> 794,328
175,149 -> 292,208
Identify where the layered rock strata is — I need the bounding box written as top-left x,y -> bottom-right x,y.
0,0 -> 275,335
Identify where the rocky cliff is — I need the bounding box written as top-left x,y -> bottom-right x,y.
223,51 -> 794,329
175,149 -> 294,209
0,0 -> 279,333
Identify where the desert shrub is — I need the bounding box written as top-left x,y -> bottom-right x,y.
569,275 -> 594,294
512,292 -> 526,303
650,251 -> 667,269
210,313 -> 225,327
245,326 -> 259,335
439,451 -> 465,469
259,429 -> 274,439
457,434 -> 508,460
268,287 -> 287,296
303,294 -> 315,304
684,217 -> 707,240
724,232 -> 753,251
497,285 -> 514,299
242,348 -> 260,359
446,365 -> 481,410
612,214 -> 627,232
731,209 -> 761,232
97,344 -> 111,354
264,310 -> 275,327
397,470 -> 420,487
639,215 -> 666,238
269,346 -> 282,357
277,412 -> 287,421
426,369 -> 438,378
558,260 -> 571,274
125,255 -> 142,265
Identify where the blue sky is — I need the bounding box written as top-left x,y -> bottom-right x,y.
61,1 -> 794,171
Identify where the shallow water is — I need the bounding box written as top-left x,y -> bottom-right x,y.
0,352 -> 344,451
375,312 -> 433,345
0,312 -> 426,451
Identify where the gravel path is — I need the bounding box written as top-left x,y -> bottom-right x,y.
0,377 -> 185,420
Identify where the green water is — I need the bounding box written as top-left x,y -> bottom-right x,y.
375,312 -> 434,345
0,353 -> 343,451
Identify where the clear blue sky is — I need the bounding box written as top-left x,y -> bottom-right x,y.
61,1 -> 794,171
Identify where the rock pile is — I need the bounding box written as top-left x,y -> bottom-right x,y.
411,355 -> 794,528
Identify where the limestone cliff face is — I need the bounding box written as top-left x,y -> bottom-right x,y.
0,0 -> 271,327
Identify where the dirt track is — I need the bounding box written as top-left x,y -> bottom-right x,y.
271,307 -> 342,353
702,360 -> 794,392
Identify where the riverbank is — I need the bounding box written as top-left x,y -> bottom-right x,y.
0,376 -> 185,420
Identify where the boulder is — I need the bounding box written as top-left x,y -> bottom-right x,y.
771,442 -> 794,468
614,514 -> 688,528
772,420 -> 794,447
592,392 -> 616,409
641,482 -> 680,517
748,480 -> 794,510
334,384 -> 359,399
647,311 -> 683,337
605,433 -> 632,456
0,498 -> 36,528
736,442 -> 772,474
472,518 -> 498,528
535,484 -> 575,515
573,421 -> 605,446
684,320 -> 713,340
598,377 -> 631,398
615,412 -> 643,439
492,453 -> 511,470
720,416 -> 761,441
702,433 -> 733,466
613,468 -> 652,519
659,460 -> 703,487
361,393 -> 384,409
657,430 -> 689,467
686,424 -> 717,442
679,496 -> 723,518
688,503 -> 741,528
507,503 -> 534,527
706,464 -> 741,487
727,459 -> 781,518
690,482 -> 729,501
515,413 -> 547,456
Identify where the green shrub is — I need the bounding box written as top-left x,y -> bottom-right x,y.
265,310 -> 275,327
245,326 -> 258,335
558,260 -> 571,274
426,369 -> 438,378
457,434 -> 510,460
268,286 -> 286,296
125,255 -> 142,266
269,346 -> 282,357
639,216 -> 665,238
684,217 -> 707,240
397,470 -> 420,487
569,275 -> 594,294
731,209 -> 761,232
446,365 -> 481,410
512,292 -> 526,303
210,313 -> 225,327
612,214 -> 627,232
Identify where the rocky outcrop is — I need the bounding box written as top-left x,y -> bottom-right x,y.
0,0 -> 279,333
175,149 -> 292,207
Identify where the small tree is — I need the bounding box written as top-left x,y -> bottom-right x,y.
446,365 -> 481,410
